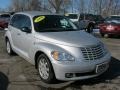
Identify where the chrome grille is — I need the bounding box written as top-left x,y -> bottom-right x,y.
81,44 -> 104,60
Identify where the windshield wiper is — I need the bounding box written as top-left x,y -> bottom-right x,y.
37,28 -> 78,32
63,28 -> 78,31
39,28 -> 63,32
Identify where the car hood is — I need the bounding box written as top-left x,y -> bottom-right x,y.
35,31 -> 100,47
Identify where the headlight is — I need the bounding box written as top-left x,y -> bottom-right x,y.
51,51 -> 75,61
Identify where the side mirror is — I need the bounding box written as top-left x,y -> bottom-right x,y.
21,27 -> 31,33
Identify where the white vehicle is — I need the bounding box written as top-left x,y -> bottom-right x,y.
65,13 -> 95,33
65,13 -> 80,22
5,11 -> 111,83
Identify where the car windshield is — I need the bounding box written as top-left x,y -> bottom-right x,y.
33,15 -> 78,32
65,14 -> 78,19
0,14 -> 10,22
93,15 -> 104,21
105,16 -> 120,24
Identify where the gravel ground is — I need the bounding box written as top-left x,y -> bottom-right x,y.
0,30 -> 120,90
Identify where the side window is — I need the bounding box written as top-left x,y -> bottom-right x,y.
10,15 -> 17,26
21,16 -> 31,29
10,14 -> 31,30
10,14 -> 23,29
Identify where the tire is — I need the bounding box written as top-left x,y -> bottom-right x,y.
101,33 -> 105,37
104,34 -> 111,38
6,39 -> 14,55
108,34 -> 113,38
37,54 -> 56,83
87,25 -> 94,33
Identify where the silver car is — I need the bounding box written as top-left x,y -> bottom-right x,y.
5,11 -> 111,83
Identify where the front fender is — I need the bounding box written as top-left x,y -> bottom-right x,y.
4,30 -> 13,45
29,41 -> 67,64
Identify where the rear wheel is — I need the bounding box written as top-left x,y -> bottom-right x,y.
37,54 -> 56,83
104,34 -> 113,38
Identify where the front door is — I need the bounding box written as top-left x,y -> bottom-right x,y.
16,15 -> 33,59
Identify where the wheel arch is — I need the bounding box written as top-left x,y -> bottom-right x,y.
87,22 -> 95,28
5,36 -> 8,41
34,50 -> 56,83
34,51 -> 50,69
5,36 -> 9,45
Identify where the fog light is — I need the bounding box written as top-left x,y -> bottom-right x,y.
65,73 -> 74,78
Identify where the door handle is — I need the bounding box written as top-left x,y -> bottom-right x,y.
17,33 -> 21,35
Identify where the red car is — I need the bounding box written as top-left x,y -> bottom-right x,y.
0,14 -> 10,29
99,15 -> 120,37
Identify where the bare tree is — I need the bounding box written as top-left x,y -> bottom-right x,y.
111,0 -> 120,15
7,0 -> 120,16
28,0 -> 41,11
48,0 -> 71,13
48,0 -> 63,13
10,0 -> 41,12
79,0 -> 85,13
63,0 -> 71,13
101,0 -> 120,16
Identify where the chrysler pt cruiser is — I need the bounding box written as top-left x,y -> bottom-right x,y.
5,11 -> 111,83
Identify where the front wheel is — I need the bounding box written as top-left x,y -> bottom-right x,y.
101,33 -> 105,37
37,54 -> 56,83
87,25 -> 94,33
6,39 -> 14,55
104,34 -> 112,38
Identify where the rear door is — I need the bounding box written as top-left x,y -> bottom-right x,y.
18,15 -> 33,59
9,14 -> 23,51
9,14 -> 33,60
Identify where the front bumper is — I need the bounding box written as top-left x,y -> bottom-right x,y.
52,53 -> 111,81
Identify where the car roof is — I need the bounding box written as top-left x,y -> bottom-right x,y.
15,11 -> 61,17
0,13 -> 10,15
110,15 -> 120,17
65,13 -> 79,15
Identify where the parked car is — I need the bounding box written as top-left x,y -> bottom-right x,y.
5,11 -> 111,83
65,13 -> 104,33
99,15 -> 120,37
65,13 -> 80,22
93,15 -> 105,28
9,12 -> 15,15
0,13 -> 10,29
